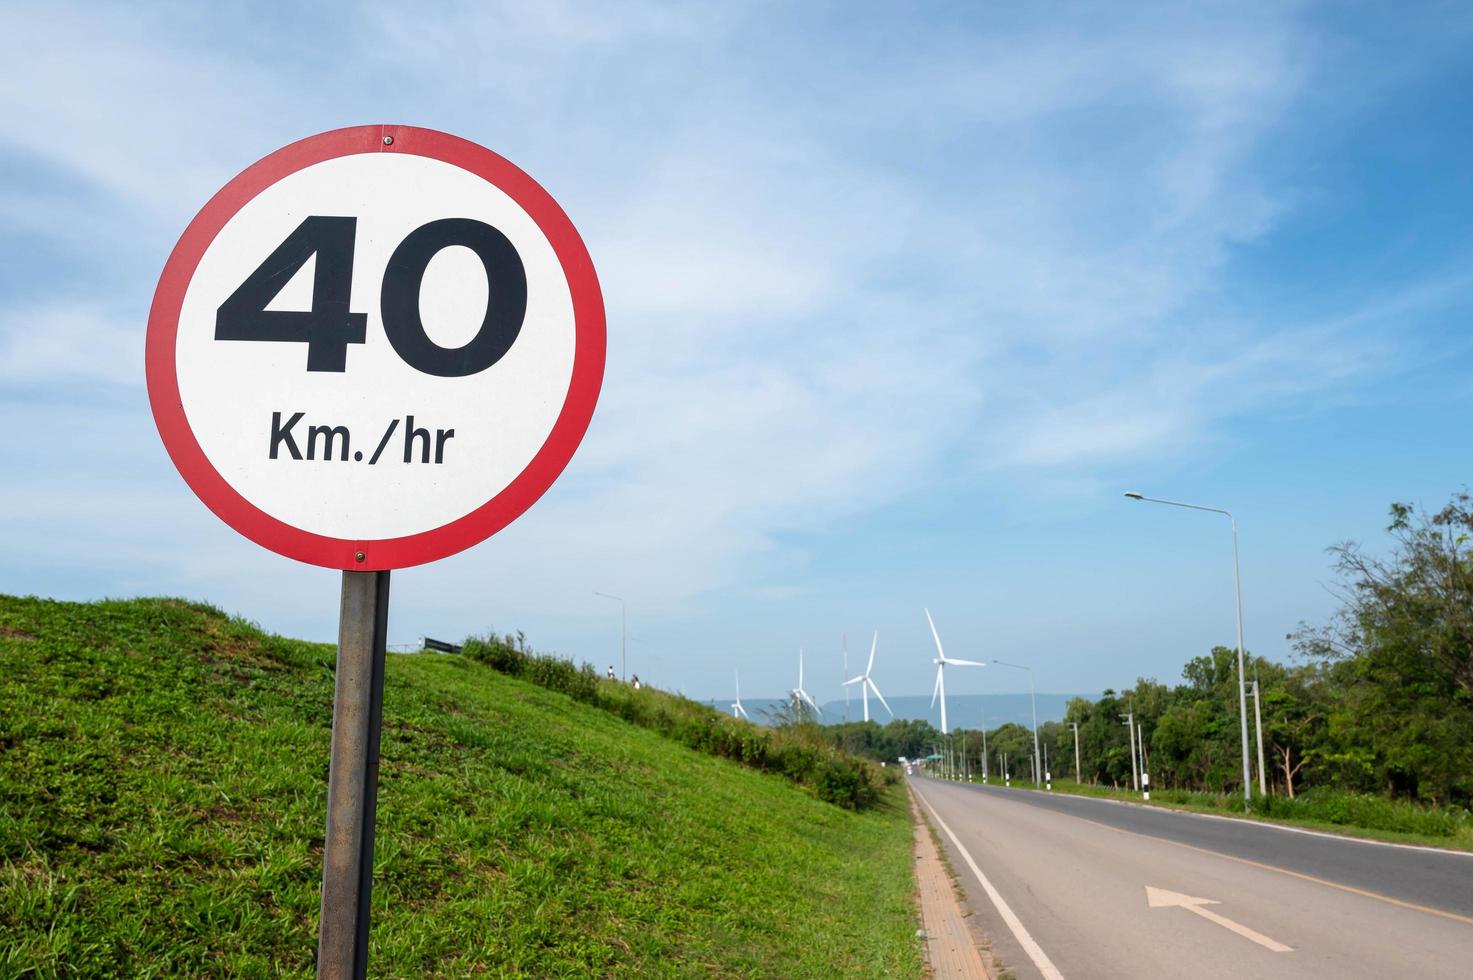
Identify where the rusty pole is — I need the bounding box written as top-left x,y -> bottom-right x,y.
317,570 -> 391,980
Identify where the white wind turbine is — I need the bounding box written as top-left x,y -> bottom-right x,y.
731,669 -> 750,720
925,608 -> 986,734
843,632 -> 893,723
792,648 -> 822,720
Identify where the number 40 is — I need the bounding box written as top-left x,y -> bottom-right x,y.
214,215 -> 527,377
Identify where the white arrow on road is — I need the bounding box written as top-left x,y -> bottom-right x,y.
1145,887 -> 1293,953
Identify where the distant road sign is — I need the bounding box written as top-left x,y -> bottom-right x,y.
146,125 -> 605,570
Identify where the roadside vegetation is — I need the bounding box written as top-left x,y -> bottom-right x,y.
0,595 -> 921,977
460,631 -> 894,810
837,493 -> 1473,840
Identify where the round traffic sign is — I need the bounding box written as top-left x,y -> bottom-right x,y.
146,126 -> 605,570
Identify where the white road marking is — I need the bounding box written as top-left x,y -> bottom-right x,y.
1005,783 -> 1473,858
1145,886 -> 1293,953
913,785 -> 1067,980
966,778 -> 1473,925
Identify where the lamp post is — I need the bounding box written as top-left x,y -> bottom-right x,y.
993,659 -> 1041,787
1250,674 -> 1267,796
1070,722 -> 1081,783
842,634 -> 850,724
981,708 -> 989,783
592,591 -> 626,682
1120,712 -> 1139,791
1124,491 -> 1253,809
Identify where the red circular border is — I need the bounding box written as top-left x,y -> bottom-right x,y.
146,125 -> 605,570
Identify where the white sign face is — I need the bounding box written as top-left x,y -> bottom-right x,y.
147,127 -> 605,569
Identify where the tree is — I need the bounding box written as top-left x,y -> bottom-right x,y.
1261,665 -> 1326,799
1292,493 -> 1473,806
828,718 -> 939,763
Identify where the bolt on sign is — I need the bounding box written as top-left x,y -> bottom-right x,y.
145,126 -> 605,979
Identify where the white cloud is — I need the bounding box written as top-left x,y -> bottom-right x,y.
4,1 -> 1463,692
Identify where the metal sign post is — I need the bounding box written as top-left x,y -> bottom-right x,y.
317,571 -> 390,979
146,126 -> 605,975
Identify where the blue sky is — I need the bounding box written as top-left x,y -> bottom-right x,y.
3,2 -> 1473,714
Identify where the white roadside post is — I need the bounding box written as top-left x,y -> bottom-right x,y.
146,126 -> 605,980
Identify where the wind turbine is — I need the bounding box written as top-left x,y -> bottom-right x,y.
925,608 -> 985,734
843,632 -> 893,723
792,648 -> 822,720
731,670 -> 750,720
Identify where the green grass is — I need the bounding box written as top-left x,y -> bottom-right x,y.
956,775 -> 1473,852
0,595 -> 923,978
459,632 -> 893,810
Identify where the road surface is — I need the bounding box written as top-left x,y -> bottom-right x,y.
910,775 -> 1473,979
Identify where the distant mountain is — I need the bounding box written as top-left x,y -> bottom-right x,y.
729,692 -> 1093,729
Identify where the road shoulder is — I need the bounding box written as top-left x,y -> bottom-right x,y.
910,785 -> 997,979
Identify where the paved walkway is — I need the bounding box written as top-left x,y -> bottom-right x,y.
911,787 -> 991,979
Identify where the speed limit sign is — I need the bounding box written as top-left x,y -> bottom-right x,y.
146,125 -> 605,570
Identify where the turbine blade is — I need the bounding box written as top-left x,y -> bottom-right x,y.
843,675 -> 865,686
925,608 -> 945,661
869,678 -> 894,718
946,658 -> 988,667
801,690 -> 821,717
930,665 -> 942,709
866,631 -> 877,676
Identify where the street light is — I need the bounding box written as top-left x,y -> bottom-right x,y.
593,591 -> 626,682
980,706 -> 989,783
1124,491 -> 1253,809
1249,673 -> 1267,796
1120,712 -> 1139,791
993,659 -> 1041,788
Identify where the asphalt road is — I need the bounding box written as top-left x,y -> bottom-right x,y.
910,775 -> 1473,980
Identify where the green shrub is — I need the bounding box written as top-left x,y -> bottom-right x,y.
1120,784 -> 1470,841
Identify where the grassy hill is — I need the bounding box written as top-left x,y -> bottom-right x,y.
0,596 -> 921,977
